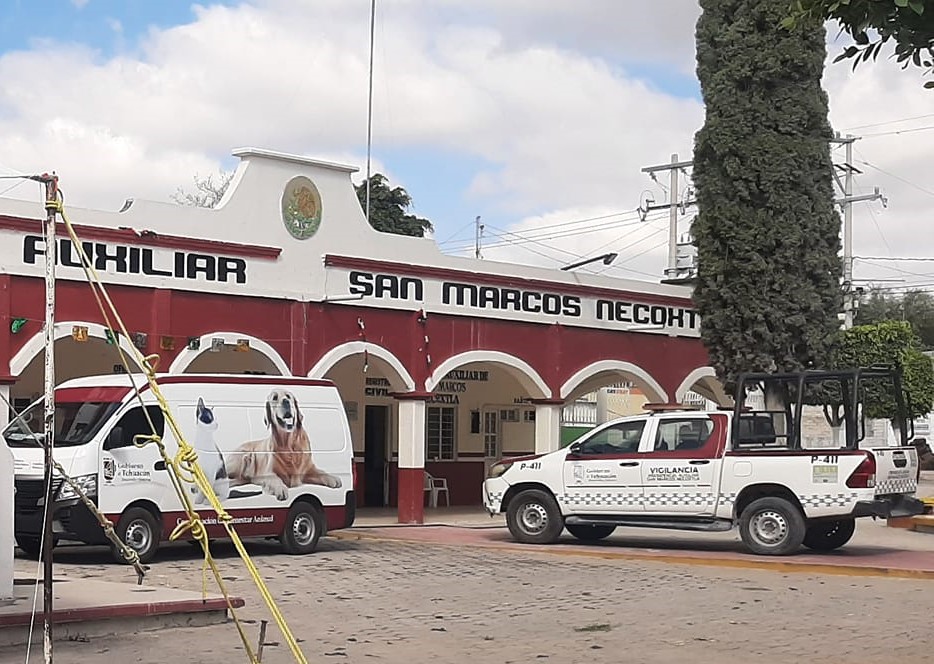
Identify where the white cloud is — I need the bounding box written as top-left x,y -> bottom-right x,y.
0,0 -> 928,289
70,0 -> 89,8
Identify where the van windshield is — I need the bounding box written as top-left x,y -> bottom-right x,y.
4,400 -> 121,448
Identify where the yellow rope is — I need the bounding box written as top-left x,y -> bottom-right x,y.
49,197 -> 308,664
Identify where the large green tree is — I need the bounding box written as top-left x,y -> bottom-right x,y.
354,173 -> 432,237
856,287 -> 934,349
785,0 -> 934,87
175,170 -> 433,237
692,0 -> 844,400
833,320 -> 934,431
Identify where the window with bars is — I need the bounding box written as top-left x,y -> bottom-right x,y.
483,410 -> 499,458
426,406 -> 456,460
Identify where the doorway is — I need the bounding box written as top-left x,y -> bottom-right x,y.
364,405 -> 390,506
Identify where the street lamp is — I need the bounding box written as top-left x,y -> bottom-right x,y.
560,252 -> 618,272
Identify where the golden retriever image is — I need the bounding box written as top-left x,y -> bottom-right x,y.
226,389 -> 342,501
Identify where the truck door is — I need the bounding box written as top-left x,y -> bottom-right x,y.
563,418 -> 648,513
639,414 -> 727,515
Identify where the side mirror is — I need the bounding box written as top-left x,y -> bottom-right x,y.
568,442 -> 582,455
103,426 -> 124,451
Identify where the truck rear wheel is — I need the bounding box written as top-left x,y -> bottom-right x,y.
739,496 -> 805,556
566,524 -> 616,542
803,519 -> 856,552
506,489 -> 563,544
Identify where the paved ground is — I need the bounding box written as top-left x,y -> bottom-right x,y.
6,532 -> 934,664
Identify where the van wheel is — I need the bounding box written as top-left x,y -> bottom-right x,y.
739,497 -> 805,556
15,535 -> 55,560
280,501 -> 323,555
566,524 -> 616,542
803,519 -> 856,552
506,489 -> 563,544
113,507 -> 161,564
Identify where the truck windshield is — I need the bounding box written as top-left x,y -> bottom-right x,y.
4,400 -> 121,448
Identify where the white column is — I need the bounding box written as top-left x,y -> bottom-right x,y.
396,399 -> 426,524
534,404 -> 562,454
596,388 -> 609,424
1,385 -> 14,603
397,400 -> 426,469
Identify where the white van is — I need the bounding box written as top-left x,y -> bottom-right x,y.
5,373 -> 356,563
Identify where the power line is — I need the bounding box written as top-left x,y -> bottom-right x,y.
856,255 -> 934,262
859,125 -> 934,139
438,208 -> 644,249
444,213 -> 658,254
842,113 -> 934,132
856,156 -> 934,198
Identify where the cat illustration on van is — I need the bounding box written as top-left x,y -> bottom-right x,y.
189,397 -> 231,504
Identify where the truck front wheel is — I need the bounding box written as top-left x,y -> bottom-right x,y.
506,489 -> 563,544
566,524 -> 616,542
739,496 -> 806,556
803,519 -> 856,552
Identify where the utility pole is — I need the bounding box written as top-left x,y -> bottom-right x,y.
40,173 -> 58,664
474,215 -> 483,259
831,133 -> 884,329
641,154 -> 695,280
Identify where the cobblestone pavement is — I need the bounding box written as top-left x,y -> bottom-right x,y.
6,536 -> 933,664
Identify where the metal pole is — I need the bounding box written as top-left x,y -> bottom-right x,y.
843,135 -> 854,329
41,173 -> 58,663
365,0 -> 376,225
666,153 -> 679,279
474,216 -> 482,259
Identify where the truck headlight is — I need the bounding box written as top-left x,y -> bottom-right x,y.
56,474 -> 97,501
488,462 -> 512,479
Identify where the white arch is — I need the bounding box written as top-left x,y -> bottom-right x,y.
560,360 -> 668,402
167,332 -> 291,376
675,366 -> 731,405
10,321 -> 145,376
426,350 -> 550,398
307,341 -> 415,392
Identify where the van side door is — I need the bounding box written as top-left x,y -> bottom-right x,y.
100,405 -> 168,516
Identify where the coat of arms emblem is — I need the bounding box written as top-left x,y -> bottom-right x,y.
281,176 -> 322,240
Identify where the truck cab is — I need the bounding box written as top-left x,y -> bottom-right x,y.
483,366 -> 926,555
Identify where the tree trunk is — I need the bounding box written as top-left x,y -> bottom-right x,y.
764,382 -> 788,442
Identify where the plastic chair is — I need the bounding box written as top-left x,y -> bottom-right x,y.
424,472 -> 450,507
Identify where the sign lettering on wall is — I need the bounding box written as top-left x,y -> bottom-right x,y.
23,235 -> 248,284
342,269 -> 699,337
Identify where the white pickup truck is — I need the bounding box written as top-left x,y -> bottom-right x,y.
482,368 -> 925,555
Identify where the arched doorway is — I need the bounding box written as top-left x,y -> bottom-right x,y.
308,342 -> 415,508
675,367 -> 731,409
424,351 -> 552,503
9,322 -> 144,413
168,332 -> 290,376
559,360 -> 669,447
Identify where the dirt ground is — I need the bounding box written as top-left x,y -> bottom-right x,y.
5,534 -> 934,664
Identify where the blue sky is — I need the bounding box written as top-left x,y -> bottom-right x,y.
0,1 -> 929,284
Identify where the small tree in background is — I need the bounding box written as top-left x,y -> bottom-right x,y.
354,173 -> 433,237
172,171 -> 234,208
831,320 -> 934,436
692,0 -> 843,410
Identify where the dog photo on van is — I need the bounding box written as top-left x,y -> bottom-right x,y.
190,397 -> 231,504
226,389 -> 342,501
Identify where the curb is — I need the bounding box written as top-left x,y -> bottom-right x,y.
330,530 -> 934,581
